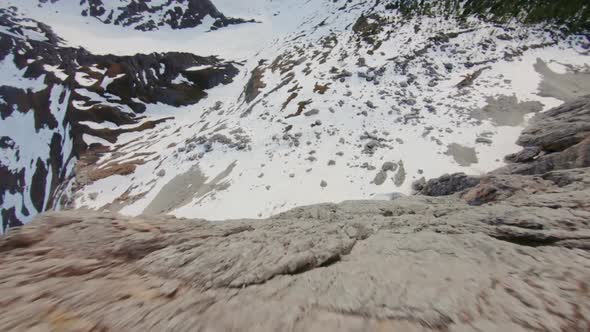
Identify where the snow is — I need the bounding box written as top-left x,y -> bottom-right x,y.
89,65 -> 107,75
0,105 -> 53,227
44,64 -> 69,81
83,134 -> 112,146
185,65 -> 212,71
0,54 -> 46,92
75,72 -> 98,87
171,74 -> 190,84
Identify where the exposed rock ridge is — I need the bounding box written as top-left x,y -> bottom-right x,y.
1,96 -> 590,331
415,95 -> 590,198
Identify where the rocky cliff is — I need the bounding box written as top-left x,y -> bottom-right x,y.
1,96 -> 589,331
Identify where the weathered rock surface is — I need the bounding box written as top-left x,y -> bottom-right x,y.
517,96 -> 590,152
1,164 -> 590,331
495,95 -> 590,176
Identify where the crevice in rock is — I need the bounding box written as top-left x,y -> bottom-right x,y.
489,234 -> 560,247
315,306 -> 454,330
227,240 -> 357,290
489,232 -> 590,250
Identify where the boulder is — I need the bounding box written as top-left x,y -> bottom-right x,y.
417,173 -> 480,196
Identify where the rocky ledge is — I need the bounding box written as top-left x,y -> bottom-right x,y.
1,97 -> 590,331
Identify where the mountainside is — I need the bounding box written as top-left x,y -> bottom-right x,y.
0,0 -> 589,232
18,0 -> 254,31
1,95 -> 589,331
0,6 -> 239,231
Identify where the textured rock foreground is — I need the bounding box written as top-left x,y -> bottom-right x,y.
1,98 -> 590,331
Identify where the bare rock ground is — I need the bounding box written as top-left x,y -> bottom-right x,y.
1,97 -> 590,331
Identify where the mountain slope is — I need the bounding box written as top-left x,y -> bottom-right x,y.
0,6 -> 239,231
64,0 -> 589,221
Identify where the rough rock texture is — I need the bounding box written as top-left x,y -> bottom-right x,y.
517,96 -> 590,152
2,97 -> 590,331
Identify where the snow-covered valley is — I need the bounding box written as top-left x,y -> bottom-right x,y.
1,0 -> 589,231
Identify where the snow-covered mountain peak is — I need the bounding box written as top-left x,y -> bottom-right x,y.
11,0 -> 255,32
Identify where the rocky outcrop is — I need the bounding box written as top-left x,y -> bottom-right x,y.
1,96 -> 590,331
517,96 -> 590,152
418,95 -> 590,198
494,96 -> 590,176
413,172 -> 480,196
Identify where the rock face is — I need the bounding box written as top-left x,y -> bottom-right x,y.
1,167 -> 589,331
1,96 -> 590,331
495,95 -> 590,176
517,96 -> 590,152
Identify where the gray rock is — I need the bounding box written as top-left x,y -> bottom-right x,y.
381,162 -> 396,172
393,161 -> 406,187
418,173 -> 480,196
320,180 -> 328,188
517,96 -> 590,152
381,161 -> 397,172
475,137 -> 493,145
304,109 -> 320,116
412,177 -> 426,192
373,171 -> 387,185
